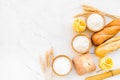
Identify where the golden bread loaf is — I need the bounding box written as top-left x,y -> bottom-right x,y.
92,19 -> 120,46
95,36 -> 120,57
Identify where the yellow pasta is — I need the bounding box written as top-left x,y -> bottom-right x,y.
99,57 -> 113,70
73,19 -> 86,33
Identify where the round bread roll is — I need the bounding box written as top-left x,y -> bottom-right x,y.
52,55 -> 72,76
73,52 -> 96,75
71,34 -> 91,54
86,13 -> 105,32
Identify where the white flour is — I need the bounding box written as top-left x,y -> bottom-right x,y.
53,56 -> 71,75
73,36 -> 90,53
87,13 -> 104,31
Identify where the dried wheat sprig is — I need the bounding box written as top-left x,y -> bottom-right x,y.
82,4 -> 120,19
45,47 -> 54,68
49,47 -> 54,62
74,12 -> 91,18
46,51 -> 50,68
40,56 -> 46,72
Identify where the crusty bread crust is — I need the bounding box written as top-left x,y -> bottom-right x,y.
95,36 -> 120,57
92,19 -> 120,46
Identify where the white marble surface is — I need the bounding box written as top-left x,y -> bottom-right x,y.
1,0 -> 120,80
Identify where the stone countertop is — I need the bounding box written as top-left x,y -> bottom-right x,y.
0,0 -> 120,80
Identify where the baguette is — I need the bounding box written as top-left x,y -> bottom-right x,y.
92,19 -> 120,46
95,36 -> 120,57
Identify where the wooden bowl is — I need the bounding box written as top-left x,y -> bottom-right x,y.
71,34 -> 91,54
86,13 -> 105,32
52,55 -> 72,76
